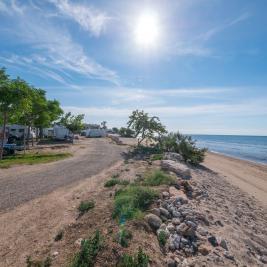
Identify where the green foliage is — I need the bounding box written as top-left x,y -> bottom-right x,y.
0,152 -> 72,168
104,178 -> 130,188
150,154 -> 163,161
113,185 -> 158,220
143,170 -> 175,186
119,127 -> 135,138
117,248 -> 149,267
127,110 -> 167,146
112,127 -> 119,134
71,230 -> 103,267
26,256 -> 52,267
54,230 -> 64,242
78,200 -> 95,214
117,227 -> 132,247
59,112 -> 85,133
159,132 -> 207,165
157,230 -> 168,247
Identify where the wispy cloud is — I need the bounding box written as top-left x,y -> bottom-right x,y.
50,0 -> 110,37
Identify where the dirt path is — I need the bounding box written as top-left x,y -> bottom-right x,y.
0,138 -> 126,211
203,152 -> 267,207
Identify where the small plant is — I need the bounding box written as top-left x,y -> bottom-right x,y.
117,248 -> 149,267
119,180 -> 130,186
150,154 -> 163,161
117,227 -> 133,247
113,185 -> 158,220
143,170 -> 175,186
104,179 -> 119,187
71,230 -> 103,267
157,230 -> 168,247
78,200 -> 95,215
26,256 -> 52,267
112,173 -> 120,179
54,230 -> 64,242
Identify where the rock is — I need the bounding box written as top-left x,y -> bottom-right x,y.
162,191 -> 170,198
172,210 -> 182,218
169,234 -> 181,250
219,239 -> 228,250
224,251 -> 235,261
198,244 -> 211,255
160,207 -> 170,218
167,258 -> 177,267
164,152 -> 183,162
150,208 -> 161,217
215,220 -> 224,227
197,226 -> 208,236
260,255 -> 267,264
145,213 -> 162,231
161,160 -> 191,179
208,235 -> 219,247
172,218 -> 181,225
169,187 -> 188,202
52,251 -> 59,257
166,223 -> 176,233
74,238 -> 83,247
176,223 -> 188,235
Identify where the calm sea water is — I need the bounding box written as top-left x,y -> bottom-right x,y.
190,135 -> 267,164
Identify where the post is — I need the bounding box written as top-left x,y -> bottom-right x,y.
0,112 -> 7,160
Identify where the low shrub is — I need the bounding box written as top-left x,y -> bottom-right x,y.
71,230 -> 103,267
143,170 -> 175,186
157,230 -> 168,247
117,248 -> 149,267
26,256 -> 52,267
117,227 -> 133,247
54,230 -> 64,242
113,185 -> 158,220
150,154 -> 163,161
78,200 -> 95,215
104,179 -> 130,187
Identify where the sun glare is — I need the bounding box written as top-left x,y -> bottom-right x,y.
134,11 -> 160,48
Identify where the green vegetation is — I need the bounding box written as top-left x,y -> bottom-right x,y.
127,110 -> 167,146
157,230 -> 168,247
0,152 -> 72,168
26,256 -> 52,267
104,178 -> 130,187
113,185 -> 158,220
71,230 -> 103,267
117,227 -> 133,248
150,153 -> 163,161
117,248 -> 149,267
143,170 -> 175,186
54,230 -> 64,242
78,200 -> 95,215
118,127 -> 135,138
159,132 -> 207,165
59,112 -> 85,133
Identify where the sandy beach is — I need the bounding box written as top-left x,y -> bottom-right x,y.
203,152 -> 267,207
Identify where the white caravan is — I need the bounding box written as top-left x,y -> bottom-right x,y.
53,125 -> 72,140
0,124 -> 36,139
43,128 -> 54,138
86,128 -> 106,138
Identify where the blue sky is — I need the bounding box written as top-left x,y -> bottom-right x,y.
0,0 -> 267,135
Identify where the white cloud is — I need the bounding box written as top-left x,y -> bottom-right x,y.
50,0 -> 110,36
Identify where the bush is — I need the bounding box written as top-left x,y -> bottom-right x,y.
117,227 -> 133,247
26,256 -> 52,267
157,230 -> 168,247
78,200 -> 95,215
113,185 -> 158,220
143,170 -> 175,186
104,178 -> 130,188
159,132 -> 207,165
150,154 -> 163,161
119,127 -> 135,138
71,230 -> 103,267
117,248 -> 149,267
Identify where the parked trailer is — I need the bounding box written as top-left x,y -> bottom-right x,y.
86,128 -> 106,138
53,125 -> 72,140
0,124 -> 36,139
43,128 -> 54,138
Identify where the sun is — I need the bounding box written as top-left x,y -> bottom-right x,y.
134,11 -> 160,48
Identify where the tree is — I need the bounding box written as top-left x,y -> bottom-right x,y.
101,121 -> 107,129
59,112 -> 85,133
119,127 -> 135,137
112,127 -> 119,134
127,110 -> 167,146
0,69 -> 30,159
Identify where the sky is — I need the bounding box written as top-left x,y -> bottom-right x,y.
0,0 -> 267,135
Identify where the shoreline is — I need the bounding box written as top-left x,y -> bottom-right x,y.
203,151 -> 267,207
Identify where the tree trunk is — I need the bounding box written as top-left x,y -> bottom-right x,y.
0,111 -> 8,160
27,125 -> 31,149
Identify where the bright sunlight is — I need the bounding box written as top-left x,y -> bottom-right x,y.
134,11 -> 160,48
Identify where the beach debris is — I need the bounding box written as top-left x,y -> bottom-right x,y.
161,160 -> 191,179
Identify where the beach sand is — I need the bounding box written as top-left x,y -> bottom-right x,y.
203,152 -> 267,207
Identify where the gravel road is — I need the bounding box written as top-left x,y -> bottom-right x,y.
0,138 -> 126,211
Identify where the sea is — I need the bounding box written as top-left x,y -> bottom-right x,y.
190,135 -> 267,165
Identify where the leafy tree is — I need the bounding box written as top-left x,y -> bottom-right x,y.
127,110 -> 167,146
0,69 -> 30,159
101,121 -> 107,129
59,112 -> 85,133
119,127 -> 135,138
112,127 -> 119,134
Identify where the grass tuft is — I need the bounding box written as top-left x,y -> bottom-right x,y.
157,230 -> 168,247
117,227 -> 132,248
113,185 -> 158,220
104,178 -> 130,188
70,230 -> 103,267
143,170 -> 175,186
78,200 -> 95,215
0,152 -> 72,168
117,248 -> 149,267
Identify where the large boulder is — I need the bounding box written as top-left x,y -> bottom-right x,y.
164,152 -> 183,162
145,213 -> 162,231
161,160 -> 191,179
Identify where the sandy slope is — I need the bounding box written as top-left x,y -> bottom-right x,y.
203,152 -> 267,207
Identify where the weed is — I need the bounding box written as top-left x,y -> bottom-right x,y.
104,178 -> 130,187
117,248 -> 149,267
117,227 -> 132,247
54,230 -> 64,242
119,180 -> 130,186
78,200 -> 95,215
26,256 -> 52,267
157,230 -> 168,247
113,185 -> 158,220
71,230 -> 103,267
150,154 -> 163,161
143,170 -> 175,186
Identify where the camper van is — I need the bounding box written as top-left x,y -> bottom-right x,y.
86,128 -> 106,138
0,124 -> 36,139
53,125 -> 72,140
43,128 -> 54,138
